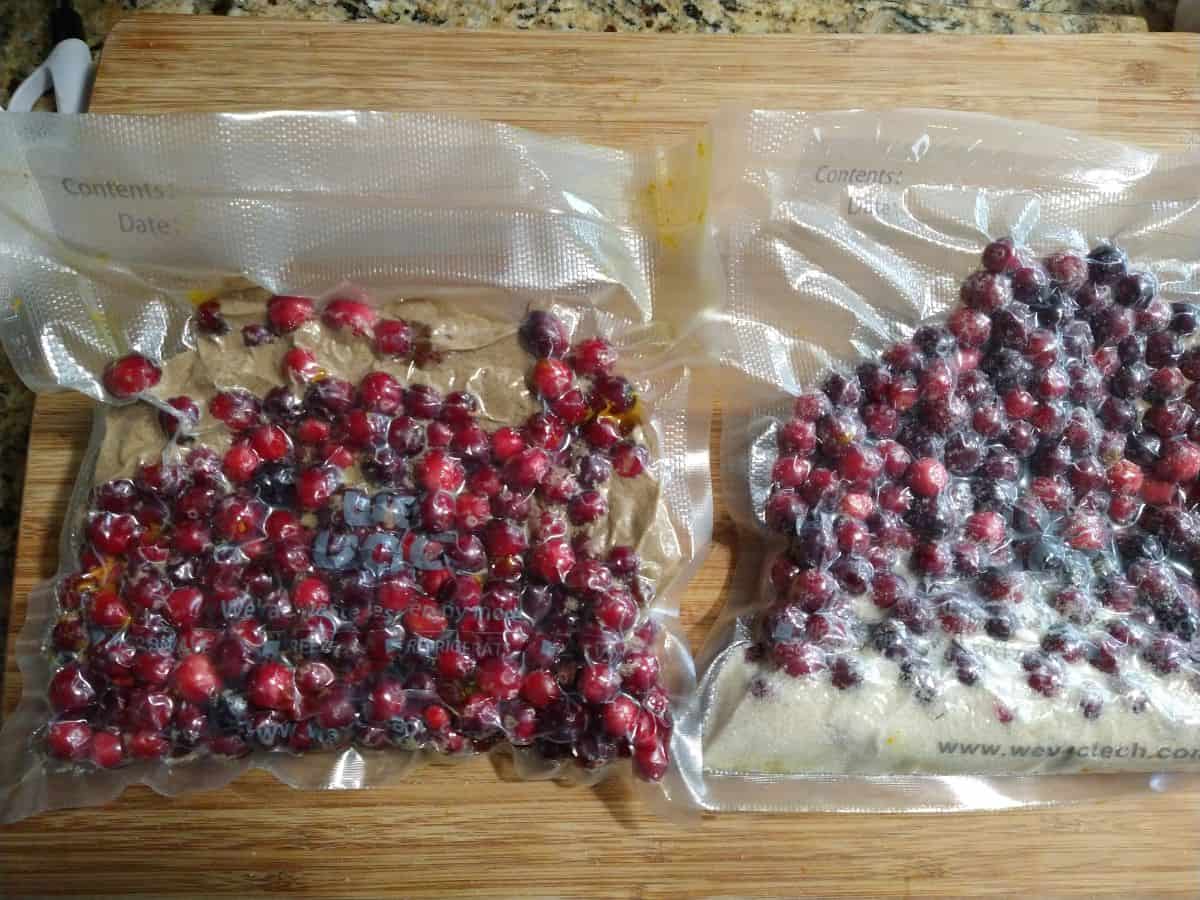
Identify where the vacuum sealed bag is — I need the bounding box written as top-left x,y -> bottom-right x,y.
697,108 -> 1200,811
0,111 -> 712,823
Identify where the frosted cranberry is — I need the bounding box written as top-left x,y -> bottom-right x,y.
947,306 -> 992,347
550,388 -> 590,425
209,390 -> 260,432
103,353 -> 162,399
860,403 -> 897,438
1156,439 -> 1200,482
839,492 -> 873,522
790,392 -> 829,422
960,270 -> 1011,312
524,412 -> 567,451
373,318 -> 413,357
612,442 -> 649,478
531,358 -> 573,400
872,441 -> 908,480
125,729 -> 169,760
759,489 -> 802,534
523,536 -> 573,584
830,556 -> 871,595
827,656 -> 861,690
320,298 -> 377,335
519,310 -> 569,358
188,298 -> 230,336
777,418 -> 817,456
360,678 -> 407,724
244,661 -> 295,712
981,238 -> 1018,273
502,447 -> 551,490
594,588 -> 638,632
242,322 -> 277,347
1002,388 -> 1034,420
912,541 -> 952,577
567,490 -> 608,526
907,458 -> 948,497
1041,250 -> 1087,291
582,415 -> 622,451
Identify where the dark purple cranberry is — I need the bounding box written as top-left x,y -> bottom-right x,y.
1088,243 -> 1127,285
912,326 -> 956,358
1117,334 -> 1145,365
1031,291 -> 1072,328
263,386 -> 305,425
830,556 -> 871,595
1098,396 -> 1137,432
1110,364 -> 1150,400
577,453 -> 613,487
1146,331 -> 1182,368
973,479 -> 1017,513
1004,420 -> 1038,457
792,522 -> 837,569
943,432 -> 984,476
519,310 -> 569,359
1116,271 -> 1156,306
1171,302 -> 1199,335
822,371 -> 862,406
242,323 -> 275,347
1012,266 -> 1049,303
992,305 -> 1033,349
252,462 -> 297,506
305,378 -> 355,416
984,605 -> 1015,640
1060,320 -> 1095,357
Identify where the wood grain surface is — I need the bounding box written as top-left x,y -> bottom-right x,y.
3,17 -> 1200,897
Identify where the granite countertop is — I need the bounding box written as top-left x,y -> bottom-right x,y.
0,0 -> 1180,698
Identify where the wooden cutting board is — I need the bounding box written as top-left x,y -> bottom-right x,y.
4,16 -> 1200,897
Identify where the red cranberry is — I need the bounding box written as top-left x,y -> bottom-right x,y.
322,298 -> 378,336
103,353 -> 162,399
374,318 -> 414,358
267,295 -> 315,333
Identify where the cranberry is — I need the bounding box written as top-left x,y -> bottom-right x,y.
46,720 -> 92,761
525,537 -> 574,584
322,298 -> 378,336
103,353 -> 162,399
374,318 -> 414,358
502,447 -> 551,491
519,310 -> 569,358
612,442 -> 649,478
907,458 -> 948,497
267,295 -> 315,333
960,271 -> 1011,312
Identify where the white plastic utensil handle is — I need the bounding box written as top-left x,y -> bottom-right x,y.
3,38 -> 93,113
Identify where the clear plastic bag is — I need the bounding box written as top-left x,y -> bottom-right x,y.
0,111 -> 713,823
697,108 -> 1200,811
